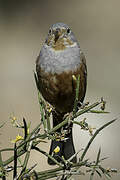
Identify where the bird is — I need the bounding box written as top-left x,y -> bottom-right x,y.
36,22 -> 87,165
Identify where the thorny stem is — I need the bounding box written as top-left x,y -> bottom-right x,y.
1,100 -> 107,167
80,118 -> 117,161
18,135 -> 34,179
37,160 -> 88,179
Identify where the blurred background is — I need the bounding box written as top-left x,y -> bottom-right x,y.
0,0 -> 120,179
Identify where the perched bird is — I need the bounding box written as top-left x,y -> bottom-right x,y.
36,23 -> 87,165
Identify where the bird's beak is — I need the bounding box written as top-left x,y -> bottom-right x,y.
54,30 -> 60,43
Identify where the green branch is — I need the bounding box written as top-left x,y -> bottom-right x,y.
80,118 -> 117,161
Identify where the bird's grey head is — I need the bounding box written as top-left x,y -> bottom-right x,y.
45,22 -> 79,51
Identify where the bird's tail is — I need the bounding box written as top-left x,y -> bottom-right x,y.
48,111 -> 77,165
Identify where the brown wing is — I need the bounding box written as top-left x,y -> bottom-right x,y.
79,51 -> 87,103
36,55 -> 59,105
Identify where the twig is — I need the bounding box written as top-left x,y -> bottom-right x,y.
0,151 -> 6,180
18,133 -> 35,179
13,143 -> 17,180
80,118 -> 117,161
37,160 -> 88,179
89,110 -> 109,114
1,101 -> 106,167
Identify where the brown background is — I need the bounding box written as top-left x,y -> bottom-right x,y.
0,0 -> 120,179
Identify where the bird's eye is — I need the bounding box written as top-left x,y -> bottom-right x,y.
67,28 -> 71,34
49,29 -> 52,34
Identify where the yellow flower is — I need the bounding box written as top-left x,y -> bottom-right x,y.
54,146 -> 60,153
10,116 -> 17,124
46,103 -> 52,113
48,107 -> 52,113
11,134 -> 23,143
13,116 -> 17,121
72,75 -> 77,81
88,126 -> 96,136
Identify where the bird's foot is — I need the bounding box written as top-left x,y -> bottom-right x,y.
63,112 -> 73,127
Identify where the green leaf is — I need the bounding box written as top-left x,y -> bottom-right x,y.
104,173 -> 112,180
96,147 -> 101,165
89,110 -> 109,114
13,143 -> 17,179
0,122 -> 5,129
100,157 -> 109,162
34,71 -> 39,90
23,117 -> 28,140
96,169 -> 102,178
